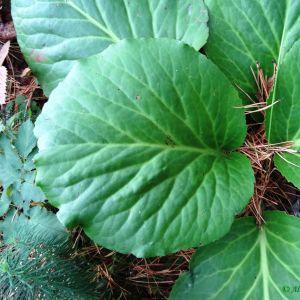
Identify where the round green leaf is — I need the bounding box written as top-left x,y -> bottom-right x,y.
12,0 -> 209,95
170,211 -> 300,300
35,39 -> 254,257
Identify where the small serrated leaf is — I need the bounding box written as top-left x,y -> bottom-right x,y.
15,120 -> 37,158
21,182 -> 45,202
0,136 -> 22,188
0,190 -> 11,217
0,121 -> 4,133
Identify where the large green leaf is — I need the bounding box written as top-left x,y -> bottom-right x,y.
205,0 -> 300,95
205,0 -> 300,187
12,0 -> 209,95
170,211 -> 300,300
34,38 -> 254,257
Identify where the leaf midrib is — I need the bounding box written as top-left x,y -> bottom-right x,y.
45,142 -> 224,157
66,1 -> 120,43
209,237 -> 260,298
259,228 -> 270,300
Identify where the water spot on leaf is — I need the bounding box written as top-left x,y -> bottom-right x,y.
165,135 -> 176,147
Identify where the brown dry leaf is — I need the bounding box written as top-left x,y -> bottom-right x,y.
0,41 -> 10,105
0,66 -> 8,105
0,41 -> 10,66
21,67 -> 31,77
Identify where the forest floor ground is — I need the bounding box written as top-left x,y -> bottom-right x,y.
1,2 -> 300,299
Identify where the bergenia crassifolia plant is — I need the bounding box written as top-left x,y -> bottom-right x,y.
12,0 -> 300,298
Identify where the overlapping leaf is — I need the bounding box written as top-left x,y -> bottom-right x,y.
205,0 -> 300,188
12,0 -> 209,95
267,42 -> 300,188
205,0 -> 300,94
170,211 -> 300,300
35,39 -> 254,257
